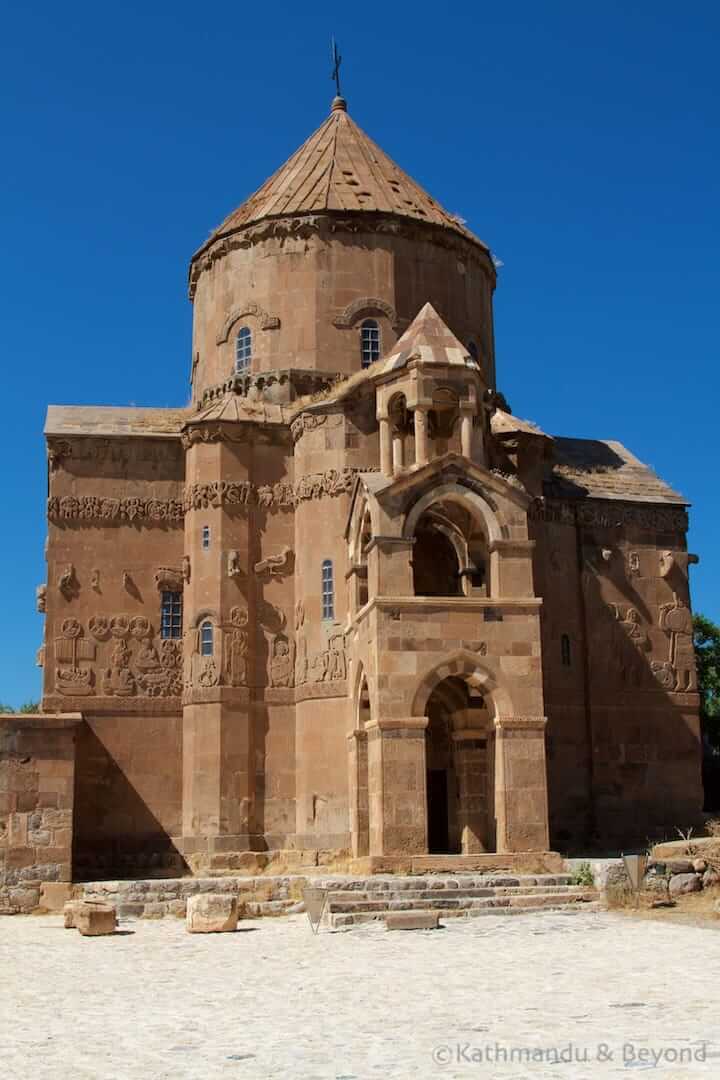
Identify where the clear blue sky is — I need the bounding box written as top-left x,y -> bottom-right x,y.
1,2 -> 718,706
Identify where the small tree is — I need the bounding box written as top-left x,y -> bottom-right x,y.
0,703 -> 14,714
18,701 -> 40,714
694,614 -> 720,749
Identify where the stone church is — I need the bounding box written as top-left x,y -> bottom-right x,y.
27,94 -> 703,881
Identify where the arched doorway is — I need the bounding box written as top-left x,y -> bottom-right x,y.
424,675 -> 495,853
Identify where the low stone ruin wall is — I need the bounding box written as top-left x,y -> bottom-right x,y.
0,714 -> 81,915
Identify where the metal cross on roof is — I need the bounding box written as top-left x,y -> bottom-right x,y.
331,37 -> 342,97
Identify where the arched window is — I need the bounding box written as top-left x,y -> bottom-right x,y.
360,319 -> 380,368
561,634 -> 571,667
200,620 -> 214,657
235,326 -> 252,373
467,341 -> 479,363
321,559 -> 334,620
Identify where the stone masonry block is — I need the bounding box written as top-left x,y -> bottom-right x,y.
386,911 -> 440,930
74,902 -> 118,936
186,893 -> 239,933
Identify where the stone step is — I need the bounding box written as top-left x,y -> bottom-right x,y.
331,894 -> 601,928
326,885 -> 589,907
327,889 -> 597,915
325,874 -> 575,891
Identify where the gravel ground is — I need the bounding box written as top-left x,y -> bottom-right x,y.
2,910 -> 719,1079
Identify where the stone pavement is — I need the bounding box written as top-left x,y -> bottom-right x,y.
1,911 -> 718,1079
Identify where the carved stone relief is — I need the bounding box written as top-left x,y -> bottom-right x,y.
270,634 -> 294,688
227,550 -> 242,579
254,547 -> 293,577
658,597 -> 697,692
58,564 -> 77,599
290,413 -> 328,443
311,629 -> 347,683
155,567 -> 184,592
294,602 -> 308,687
36,584 -> 47,613
55,618 -> 95,696
180,425 -> 249,451
224,607 -> 249,687
53,615 -> 182,698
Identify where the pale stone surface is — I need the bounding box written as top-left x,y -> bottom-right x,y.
40,882 -> 72,912
1,912 -> 719,1078
186,894 -> 238,934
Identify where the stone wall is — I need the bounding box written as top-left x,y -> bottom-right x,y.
0,714 -> 81,913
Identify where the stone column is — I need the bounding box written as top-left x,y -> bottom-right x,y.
414,406 -> 429,466
366,717 -> 428,856
347,729 -> 369,858
460,408 -> 474,459
452,730 -> 489,853
379,417 -> 392,477
391,430 -> 404,475
494,716 -> 549,852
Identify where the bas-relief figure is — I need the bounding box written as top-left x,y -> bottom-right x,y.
30,91 -> 704,876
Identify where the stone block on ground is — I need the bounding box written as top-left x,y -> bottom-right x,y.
668,873 -> 702,897
74,902 -> 118,936
186,893 -> 238,933
385,911 -> 439,931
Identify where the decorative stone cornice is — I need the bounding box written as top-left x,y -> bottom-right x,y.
199,369 -> 340,408
215,302 -> 281,343
188,213 -> 496,299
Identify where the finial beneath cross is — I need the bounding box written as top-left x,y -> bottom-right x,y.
331,37 -> 342,98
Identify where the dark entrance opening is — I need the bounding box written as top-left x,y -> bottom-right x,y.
426,769 -> 449,853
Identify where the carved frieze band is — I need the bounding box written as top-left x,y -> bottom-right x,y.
48,467 -> 369,522
189,214 -> 494,298
530,498 -> 688,533
48,495 -> 184,523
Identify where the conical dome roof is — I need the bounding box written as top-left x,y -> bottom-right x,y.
196,98 -> 487,256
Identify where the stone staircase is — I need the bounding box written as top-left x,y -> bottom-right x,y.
324,874 -> 600,929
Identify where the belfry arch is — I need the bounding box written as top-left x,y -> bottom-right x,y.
404,484 -> 498,598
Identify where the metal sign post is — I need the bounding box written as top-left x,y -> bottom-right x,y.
622,852 -> 648,908
302,886 -> 328,934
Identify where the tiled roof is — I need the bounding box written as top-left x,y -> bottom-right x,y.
45,405 -> 188,438
197,99 -> 486,254
545,437 -> 686,504
373,302 -> 481,376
